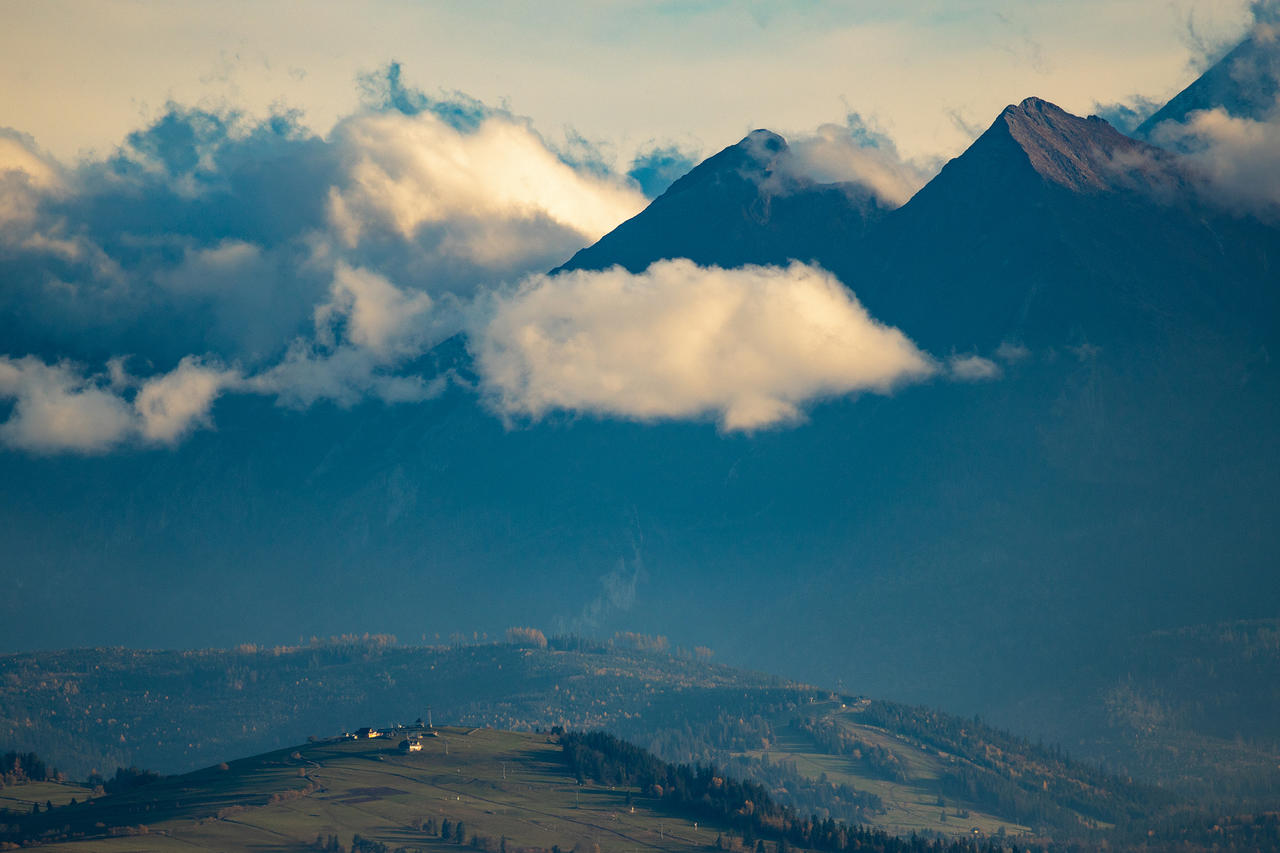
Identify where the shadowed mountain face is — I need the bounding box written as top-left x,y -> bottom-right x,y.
1136,28 -> 1280,134
3,88 -> 1280,768
841,97 -> 1280,354
558,129 -> 891,274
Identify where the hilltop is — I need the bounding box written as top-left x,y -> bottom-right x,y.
8,635 -> 1277,844
3,725 -> 1008,853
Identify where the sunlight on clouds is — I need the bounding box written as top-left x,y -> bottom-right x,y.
0,355 -> 237,453
250,263 -> 444,408
327,110 -> 648,264
474,259 -> 937,431
316,262 -> 434,357
0,132 -> 63,228
134,357 -> 240,444
0,357 -> 135,453
779,120 -> 933,207
1151,105 -> 1280,217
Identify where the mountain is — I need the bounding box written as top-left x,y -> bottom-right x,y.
1136,29 -> 1280,135
558,129 -> 890,274
839,97 -> 1280,352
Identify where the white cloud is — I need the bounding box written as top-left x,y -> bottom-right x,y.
778,122 -> 933,206
252,342 -> 444,408
250,262 -> 444,408
1151,104 -> 1280,217
0,357 -> 134,453
134,356 -> 240,444
949,354 -> 1003,381
473,259 -> 936,431
315,262 -> 433,356
327,109 -> 647,268
0,355 -> 238,452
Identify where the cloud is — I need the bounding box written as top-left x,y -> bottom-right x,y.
315,262 -> 434,356
1151,105 -> 1280,217
472,259 -> 936,431
627,143 -> 699,197
133,357 -> 240,444
0,64 -> 647,369
994,341 -> 1031,363
0,64 -> 995,454
0,355 -> 235,453
1090,96 -> 1164,134
0,130 -> 63,228
783,113 -> 933,206
948,354 -> 1002,382
0,66 -> 658,452
0,357 -> 136,453
249,262 -> 444,408
325,107 -> 646,271
1136,13 -> 1280,218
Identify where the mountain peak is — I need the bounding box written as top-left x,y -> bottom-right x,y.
554,127 -> 887,275
656,128 -> 789,200
984,96 -> 1174,193
743,128 -> 787,149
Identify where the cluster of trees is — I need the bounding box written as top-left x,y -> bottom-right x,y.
610,632 -> 670,653
545,632 -> 711,661
0,752 -> 58,787
89,765 -> 162,795
505,628 -> 548,649
310,833 -> 429,853
561,731 -> 990,853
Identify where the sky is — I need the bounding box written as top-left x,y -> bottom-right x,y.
0,0 -> 1260,166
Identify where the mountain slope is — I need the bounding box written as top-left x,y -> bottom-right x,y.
6,727 -> 852,853
842,97 -> 1280,353
558,129 -> 890,274
1136,29 -> 1280,134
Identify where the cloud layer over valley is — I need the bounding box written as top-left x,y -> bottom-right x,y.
0,66 -> 969,452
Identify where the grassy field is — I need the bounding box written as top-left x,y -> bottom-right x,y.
738,704 -> 1028,840
0,779 -> 95,811
27,727 -> 746,852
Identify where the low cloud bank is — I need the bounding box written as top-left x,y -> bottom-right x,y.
0,67 -> 984,453
0,66 -> 654,451
473,260 -> 937,431
776,114 -> 934,207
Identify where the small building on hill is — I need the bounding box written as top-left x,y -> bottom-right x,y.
356,727 -> 381,739
399,738 -> 423,753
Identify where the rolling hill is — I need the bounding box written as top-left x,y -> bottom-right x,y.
8,634 -> 1279,846
2,725 -> 1017,853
